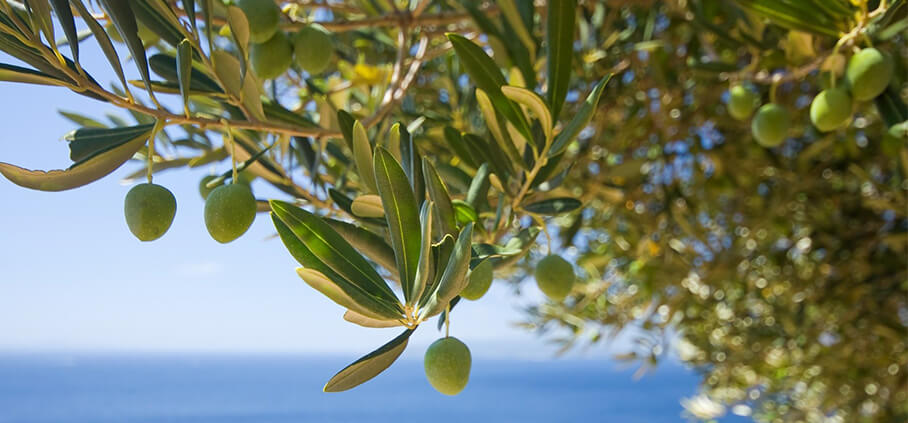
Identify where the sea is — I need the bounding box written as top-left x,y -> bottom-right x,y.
0,353 -> 749,422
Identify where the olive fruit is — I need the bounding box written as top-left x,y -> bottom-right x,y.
461,260 -> 493,301
751,104 -> 790,148
235,0 -> 281,44
424,337 -> 471,396
535,254 -> 575,301
846,48 -> 893,101
250,32 -> 293,80
810,87 -> 852,132
728,85 -> 759,120
292,24 -> 334,74
198,175 -> 218,200
124,183 -> 176,242
204,183 -> 256,243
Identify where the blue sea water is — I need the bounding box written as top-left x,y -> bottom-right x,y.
0,354 -> 748,422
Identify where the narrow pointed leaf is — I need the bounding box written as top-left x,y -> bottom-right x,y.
546,0 -> 576,119
49,0 -> 79,62
336,110 -> 356,150
446,33 -> 532,140
411,201 -> 434,305
422,160 -> 457,236
419,233 -> 454,308
270,200 -> 401,307
476,88 -> 523,167
422,223 -> 473,318
0,123 -> 154,191
502,85 -> 553,143
0,63 -> 66,86
27,0 -> 55,48
176,39 -> 193,115
67,123 -> 156,162
183,0 -> 197,33
373,147 -> 421,302
70,0 -> 128,94
524,197 -> 583,215
272,216 -> 402,320
295,268 -> 395,320
343,310 -> 403,328
99,0 -> 155,100
549,75 -> 611,158
324,218 -> 397,273
353,120 -> 377,193
465,163 -> 491,210
149,53 -> 222,93
323,329 -> 414,392
351,194 -> 385,218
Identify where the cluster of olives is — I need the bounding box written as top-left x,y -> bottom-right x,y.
728,48 -> 894,147
123,174 -> 256,244
237,0 -> 334,80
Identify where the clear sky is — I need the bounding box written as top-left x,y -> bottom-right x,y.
0,41 -> 627,360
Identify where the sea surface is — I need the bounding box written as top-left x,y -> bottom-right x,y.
0,353 -> 748,422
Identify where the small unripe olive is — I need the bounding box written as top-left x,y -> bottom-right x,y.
124,183 -> 176,242
846,48 -> 894,101
250,31 -> 293,80
535,254 -> 575,301
461,260 -> 493,301
424,337 -> 471,396
235,0 -> 281,44
810,87 -> 852,132
751,103 -> 790,148
728,85 -> 759,121
292,24 -> 334,74
204,183 -> 256,243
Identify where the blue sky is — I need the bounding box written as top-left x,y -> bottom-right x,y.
0,40 -> 629,360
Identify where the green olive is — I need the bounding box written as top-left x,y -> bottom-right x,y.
250,31 -> 293,80
846,48 -> 894,102
235,0 -> 281,44
124,183 -> 176,242
535,254 -> 575,301
461,260 -> 493,300
810,87 -> 852,132
292,24 -> 334,74
751,103 -> 790,148
424,337 -> 471,396
204,183 -> 256,243
728,85 -> 759,121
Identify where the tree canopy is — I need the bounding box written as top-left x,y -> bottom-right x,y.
0,0 -> 905,421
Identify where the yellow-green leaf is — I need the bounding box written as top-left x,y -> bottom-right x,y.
323,329 -> 414,392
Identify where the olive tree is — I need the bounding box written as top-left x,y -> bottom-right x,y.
0,0 -> 904,421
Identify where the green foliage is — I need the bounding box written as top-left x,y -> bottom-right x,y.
0,0 -> 905,419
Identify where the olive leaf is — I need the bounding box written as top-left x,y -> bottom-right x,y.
351,194 -> 385,218
270,200 -> 402,310
422,159 -> 457,236
476,88 -> 523,167
323,329 -> 414,392
373,147 -> 421,303
465,163 -> 491,211
0,123 -> 155,191
421,223 -> 474,318
352,120 -> 377,193
323,218 -> 397,274
49,0 -> 78,63
546,0 -> 576,119
523,197 -> 583,215
0,62 -> 66,86
502,85 -> 553,144
176,39 -> 193,116
549,75 -> 611,158
447,33 -> 533,141
99,0 -> 155,101
70,0 -> 129,94
412,201 -> 435,305
343,310 -> 403,328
